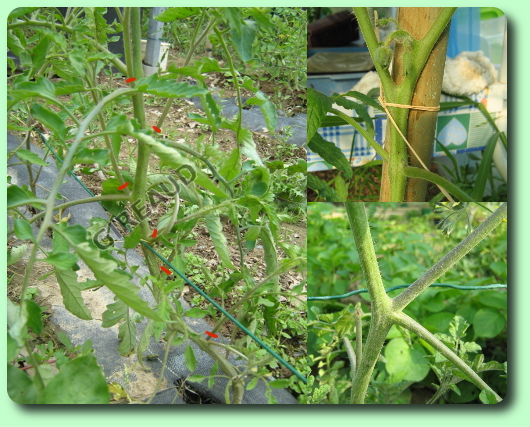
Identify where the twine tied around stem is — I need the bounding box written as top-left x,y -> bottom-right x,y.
378,95 -> 454,202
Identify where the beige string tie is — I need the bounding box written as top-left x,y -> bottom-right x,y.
380,99 -> 440,112
378,95 -> 454,202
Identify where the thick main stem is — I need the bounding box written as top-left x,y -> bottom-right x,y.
124,8 -> 158,279
350,319 -> 391,404
342,202 -> 505,403
345,203 -> 391,313
345,202 -> 392,403
354,7 -> 455,201
380,108 -> 409,201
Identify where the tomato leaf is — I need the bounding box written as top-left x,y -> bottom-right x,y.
30,103 -> 66,138
184,307 -> 208,318
308,133 -> 352,180
15,148 -> 48,166
124,225 -> 143,249
55,268 -> 93,320
59,230 -> 161,321
118,319 -> 136,356
184,345 -> 197,373
41,355 -> 109,403
45,252 -> 78,270
205,211 -> 234,268
155,7 -> 200,22
307,88 -> 332,141
14,218 -> 34,242
136,74 -> 207,98
102,300 -> 127,328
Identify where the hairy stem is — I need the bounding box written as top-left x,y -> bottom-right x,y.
345,203 -> 391,313
345,202 -> 393,403
351,319 -> 392,404
392,202 -> 507,311
355,303 -> 363,366
392,311 -> 501,402
343,336 -> 357,402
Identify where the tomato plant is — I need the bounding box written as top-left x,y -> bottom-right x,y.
307,7 -> 507,202
7,7 -> 306,404
307,202 -> 507,404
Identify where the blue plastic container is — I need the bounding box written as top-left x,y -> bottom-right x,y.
447,7 -> 481,58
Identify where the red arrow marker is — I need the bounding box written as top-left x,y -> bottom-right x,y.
160,266 -> 171,275
205,331 -> 218,339
125,77 -> 137,83
117,182 -> 129,190
151,229 -> 158,238
151,125 -> 162,133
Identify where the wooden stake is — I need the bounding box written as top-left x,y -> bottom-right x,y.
380,8 -> 450,201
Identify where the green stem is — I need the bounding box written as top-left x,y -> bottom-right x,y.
392,311 -> 501,402
28,194 -> 129,223
25,341 -> 45,392
23,131 -> 36,194
156,13 -> 216,129
214,26 -> 243,140
145,332 -> 174,405
355,303 -> 363,366
392,202 -> 507,312
19,87 -> 136,301
353,8 -> 395,96
355,8 -> 456,202
344,203 -> 391,313
339,202 -> 505,404
261,224 -> 280,334
86,74 -> 126,185
169,199 -> 235,226
190,335 -> 245,404
414,8 -> 457,84
124,8 -> 159,279
165,140 -> 233,196
331,109 -> 388,161
351,319 -> 392,404
343,336 -> 357,402
344,202 -> 393,403
386,108 -> 409,201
